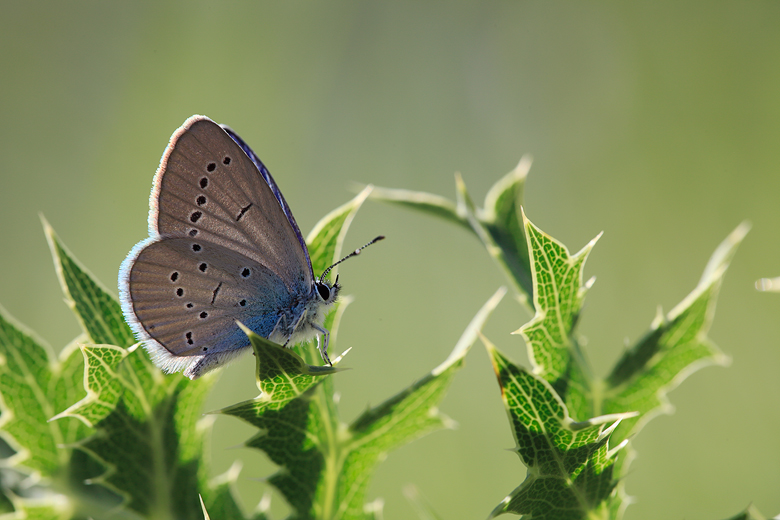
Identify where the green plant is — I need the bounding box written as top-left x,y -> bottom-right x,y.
0,160 -> 772,520
370,159 -> 770,520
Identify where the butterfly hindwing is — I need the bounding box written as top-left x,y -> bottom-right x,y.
124,236 -> 293,373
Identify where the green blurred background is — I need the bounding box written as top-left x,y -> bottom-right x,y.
1,2 -> 779,518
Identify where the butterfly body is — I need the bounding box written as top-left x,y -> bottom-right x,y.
119,116 -> 339,379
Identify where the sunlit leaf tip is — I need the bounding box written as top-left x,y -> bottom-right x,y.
721,504 -> 771,520
699,220 -> 750,284
481,155 -> 532,222
668,221 -> 749,331
512,210 -> 601,382
602,223 -> 747,446
41,216 -> 135,349
307,183 -> 372,243
42,215 -> 115,312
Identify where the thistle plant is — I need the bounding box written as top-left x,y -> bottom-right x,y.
0,160 -> 771,520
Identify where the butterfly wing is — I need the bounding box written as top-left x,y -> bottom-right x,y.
220,124 -> 313,278
120,116 -> 317,378
122,237 -> 296,377
151,116 -> 314,289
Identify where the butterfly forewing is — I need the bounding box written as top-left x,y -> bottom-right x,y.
220,125 -> 313,276
153,117 -> 313,290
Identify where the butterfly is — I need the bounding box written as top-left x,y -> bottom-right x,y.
119,115 -> 383,379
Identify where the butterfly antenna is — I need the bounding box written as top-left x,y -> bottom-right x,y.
320,236 -> 385,283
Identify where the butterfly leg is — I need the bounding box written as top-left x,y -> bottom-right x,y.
313,324 -> 332,366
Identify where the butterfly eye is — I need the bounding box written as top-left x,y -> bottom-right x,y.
316,283 -> 330,301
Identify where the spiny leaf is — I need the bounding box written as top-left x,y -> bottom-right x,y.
43,217 -> 135,349
602,222 -> 749,444
497,214 -> 747,518
71,363 -> 216,519
51,344 -> 129,427
513,212 -> 599,420
219,188 -> 389,519
459,158 -> 533,304
484,340 -> 634,520
217,327 -> 341,420
0,308 -> 89,518
0,308 -> 88,478
46,218 -> 176,421
41,223 -> 241,519
222,288 -> 505,520
369,158 -> 534,306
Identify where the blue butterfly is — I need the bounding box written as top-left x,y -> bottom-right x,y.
119,115 -> 382,379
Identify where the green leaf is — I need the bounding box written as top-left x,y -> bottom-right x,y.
369,158 -> 534,307
470,157 -> 533,304
51,344 -> 129,427
0,498 -> 75,520
0,308 -> 88,515
221,288 -> 505,520
71,355 -> 217,519
218,326 -> 342,419
513,212 -> 599,421
496,214 -> 748,518
0,309 -> 88,478
40,222 -> 243,519
218,188 -> 391,519
43,217 -> 135,349
299,186 -> 378,369
301,188 -> 377,377
484,340 -> 634,520
601,222 -> 749,444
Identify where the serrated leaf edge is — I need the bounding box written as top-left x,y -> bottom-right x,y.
49,344 -> 130,427
512,210 -> 602,374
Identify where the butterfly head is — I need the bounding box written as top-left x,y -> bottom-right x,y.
315,275 -> 340,304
